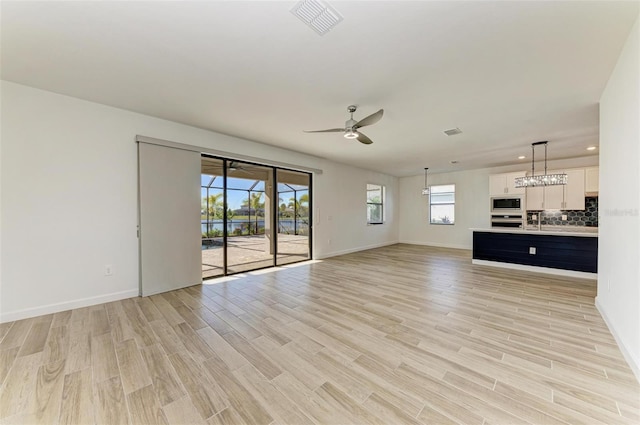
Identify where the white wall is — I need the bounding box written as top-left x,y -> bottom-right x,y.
398,157 -> 599,249
399,168 -> 491,249
0,81 -> 398,322
596,15 -> 640,381
314,161 -> 399,258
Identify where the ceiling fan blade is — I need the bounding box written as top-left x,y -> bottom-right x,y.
356,132 -> 373,145
354,109 -> 384,128
303,128 -> 345,133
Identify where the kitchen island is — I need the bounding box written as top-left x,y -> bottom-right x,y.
471,227 -> 598,278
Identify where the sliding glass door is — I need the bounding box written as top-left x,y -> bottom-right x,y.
226,162 -> 275,274
201,156 -> 311,278
276,169 -> 311,265
201,157 -> 225,279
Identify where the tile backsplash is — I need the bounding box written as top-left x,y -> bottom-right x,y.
527,197 -> 598,227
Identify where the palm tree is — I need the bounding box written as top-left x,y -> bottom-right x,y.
288,192 -> 309,235
289,193 -> 309,218
244,192 -> 264,235
202,193 -> 223,219
288,197 -> 299,215
202,193 -> 223,237
298,193 -> 309,216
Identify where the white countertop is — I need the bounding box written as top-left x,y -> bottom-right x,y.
471,227 -> 598,237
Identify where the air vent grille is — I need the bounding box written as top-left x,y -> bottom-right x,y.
291,0 -> 343,36
444,128 -> 462,136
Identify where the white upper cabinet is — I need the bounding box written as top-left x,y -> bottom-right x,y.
585,167 -> 599,193
526,167 -> 598,211
544,182 -> 565,210
563,169 -> 586,210
497,167 -> 592,211
489,171 -> 526,196
525,186 -> 544,210
533,168 -> 586,210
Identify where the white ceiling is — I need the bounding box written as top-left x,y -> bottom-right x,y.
2,1 -> 637,176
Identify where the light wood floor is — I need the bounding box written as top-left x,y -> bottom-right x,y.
1,244 -> 638,424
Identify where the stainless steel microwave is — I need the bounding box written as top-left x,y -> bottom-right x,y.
491,197 -> 523,213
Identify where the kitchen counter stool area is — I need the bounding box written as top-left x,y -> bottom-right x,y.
471,228 -> 598,277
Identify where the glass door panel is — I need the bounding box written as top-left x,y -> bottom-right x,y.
276,169 -> 311,266
226,161 -> 275,274
201,157 -> 225,279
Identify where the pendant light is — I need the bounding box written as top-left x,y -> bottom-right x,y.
421,168 -> 430,195
514,141 -> 567,187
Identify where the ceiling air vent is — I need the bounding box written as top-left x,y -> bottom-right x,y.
444,128 -> 462,136
291,0 -> 343,36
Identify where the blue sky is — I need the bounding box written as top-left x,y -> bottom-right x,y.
201,174 -> 308,211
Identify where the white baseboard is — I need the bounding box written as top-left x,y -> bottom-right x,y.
314,240 -> 399,260
0,289 -> 139,323
471,259 -> 597,280
399,240 -> 470,250
595,297 -> 640,384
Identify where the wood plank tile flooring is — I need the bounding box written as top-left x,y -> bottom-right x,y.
1,244 -> 638,424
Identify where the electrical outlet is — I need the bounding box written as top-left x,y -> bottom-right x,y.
104,265 -> 113,276
532,214 -> 537,220
561,214 -> 567,221
327,239 -> 332,245
529,247 -> 536,255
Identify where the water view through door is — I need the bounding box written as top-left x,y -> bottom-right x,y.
201,157 -> 311,279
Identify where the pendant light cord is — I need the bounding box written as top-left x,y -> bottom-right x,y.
531,145 -> 535,177
530,140 -> 549,178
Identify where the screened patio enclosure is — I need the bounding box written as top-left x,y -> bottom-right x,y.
201,156 -> 311,279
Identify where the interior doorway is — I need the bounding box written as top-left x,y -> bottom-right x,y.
201,156 -> 311,279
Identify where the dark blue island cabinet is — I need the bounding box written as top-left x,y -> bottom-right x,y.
472,230 -> 598,273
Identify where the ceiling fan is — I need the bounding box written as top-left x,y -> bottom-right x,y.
227,161 -> 249,171
304,105 -> 384,145
203,160 -> 256,175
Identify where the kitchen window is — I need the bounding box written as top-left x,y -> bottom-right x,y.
367,184 -> 384,224
430,184 -> 455,225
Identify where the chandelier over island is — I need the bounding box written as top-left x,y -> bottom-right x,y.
514,141 -> 568,188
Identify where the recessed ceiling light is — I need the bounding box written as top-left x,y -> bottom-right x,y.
444,128 -> 462,136
518,155 -> 526,159
291,0 -> 343,36
587,146 -> 597,151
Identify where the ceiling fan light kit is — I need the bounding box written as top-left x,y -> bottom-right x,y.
344,129 -> 358,139
304,105 -> 383,145
514,141 -> 568,188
